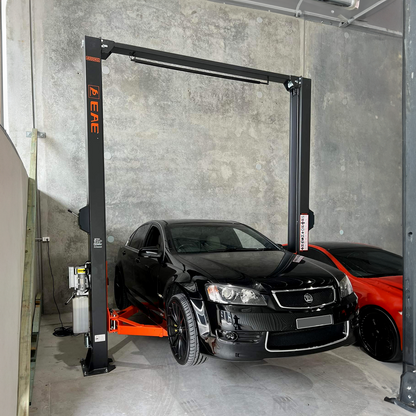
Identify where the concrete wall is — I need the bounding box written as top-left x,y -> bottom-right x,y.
5,0 -> 402,313
0,127 -> 28,416
306,24 -> 402,249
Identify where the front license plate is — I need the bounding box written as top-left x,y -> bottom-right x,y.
296,314 -> 333,330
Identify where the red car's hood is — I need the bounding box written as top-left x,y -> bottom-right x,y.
364,275 -> 403,292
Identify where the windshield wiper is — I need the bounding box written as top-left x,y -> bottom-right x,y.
221,247 -> 278,252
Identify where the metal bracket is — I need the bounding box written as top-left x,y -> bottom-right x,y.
339,0 -> 389,28
284,77 -> 302,95
385,368 -> 416,412
26,131 -> 46,138
385,397 -> 416,413
100,39 -> 115,60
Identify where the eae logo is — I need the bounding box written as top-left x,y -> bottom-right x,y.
88,85 -> 100,99
88,85 -> 100,134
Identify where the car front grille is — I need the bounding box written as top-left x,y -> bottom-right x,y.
266,322 -> 348,352
272,286 -> 336,309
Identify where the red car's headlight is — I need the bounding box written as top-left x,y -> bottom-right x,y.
340,275 -> 354,298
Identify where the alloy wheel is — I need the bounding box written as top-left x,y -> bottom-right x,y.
360,309 -> 399,361
167,299 -> 189,362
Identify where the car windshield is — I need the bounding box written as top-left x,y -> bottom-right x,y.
168,224 -> 279,254
330,248 -> 403,278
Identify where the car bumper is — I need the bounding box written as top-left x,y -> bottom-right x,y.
209,319 -> 357,360
192,293 -> 359,361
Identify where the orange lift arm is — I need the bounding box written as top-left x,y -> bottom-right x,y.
108,306 -> 168,337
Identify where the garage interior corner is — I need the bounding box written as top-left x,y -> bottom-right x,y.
3,0 -> 414,415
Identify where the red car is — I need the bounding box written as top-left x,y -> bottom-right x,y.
302,242 -> 403,362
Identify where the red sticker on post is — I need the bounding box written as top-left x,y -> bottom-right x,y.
86,55 -> 100,63
299,214 -> 309,251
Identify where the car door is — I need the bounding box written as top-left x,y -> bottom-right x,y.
134,224 -> 163,306
122,224 -> 150,296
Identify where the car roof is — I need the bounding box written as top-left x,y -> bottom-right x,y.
160,219 -> 240,226
310,242 -> 380,251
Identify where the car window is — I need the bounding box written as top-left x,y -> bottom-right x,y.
234,229 -> 265,249
330,248 -> 403,278
303,247 -> 336,268
144,226 -> 162,248
129,224 -> 150,250
168,224 -> 277,253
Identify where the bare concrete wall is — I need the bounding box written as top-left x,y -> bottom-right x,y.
5,0 -> 402,313
305,23 -> 402,251
4,0 -> 32,172
0,127 -> 28,416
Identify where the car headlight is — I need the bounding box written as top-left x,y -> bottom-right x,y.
339,275 -> 353,298
206,284 -> 267,306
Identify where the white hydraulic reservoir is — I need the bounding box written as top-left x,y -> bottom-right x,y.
73,296 -> 89,334
68,265 -> 90,334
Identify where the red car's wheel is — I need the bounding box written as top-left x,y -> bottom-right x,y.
359,307 -> 401,362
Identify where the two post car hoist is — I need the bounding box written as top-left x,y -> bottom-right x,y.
71,36 -> 313,376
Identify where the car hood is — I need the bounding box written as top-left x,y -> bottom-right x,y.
177,250 -> 343,290
363,275 -> 403,292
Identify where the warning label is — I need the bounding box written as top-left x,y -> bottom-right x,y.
93,238 -> 103,249
299,214 -> 309,251
94,334 -> 106,343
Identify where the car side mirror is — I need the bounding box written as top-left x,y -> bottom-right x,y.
139,246 -> 162,259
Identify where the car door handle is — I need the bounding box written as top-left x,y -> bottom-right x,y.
122,251 -> 126,255
135,258 -> 140,263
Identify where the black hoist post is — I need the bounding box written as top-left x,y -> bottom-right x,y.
286,77 -> 313,253
81,36 -> 114,376
385,0 -> 416,412
80,35 -> 312,375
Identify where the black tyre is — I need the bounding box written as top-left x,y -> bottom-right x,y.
114,267 -> 130,310
359,307 -> 402,362
166,293 -> 206,366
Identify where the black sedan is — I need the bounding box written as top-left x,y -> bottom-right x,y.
115,220 -> 358,365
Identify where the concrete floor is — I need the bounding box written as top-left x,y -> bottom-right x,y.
30,313 -> 408,416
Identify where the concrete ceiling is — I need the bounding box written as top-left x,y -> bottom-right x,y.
209,0 -> 403,36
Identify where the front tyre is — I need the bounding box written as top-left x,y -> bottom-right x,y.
167,293 -> 206,366
359,307 -> 402,362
